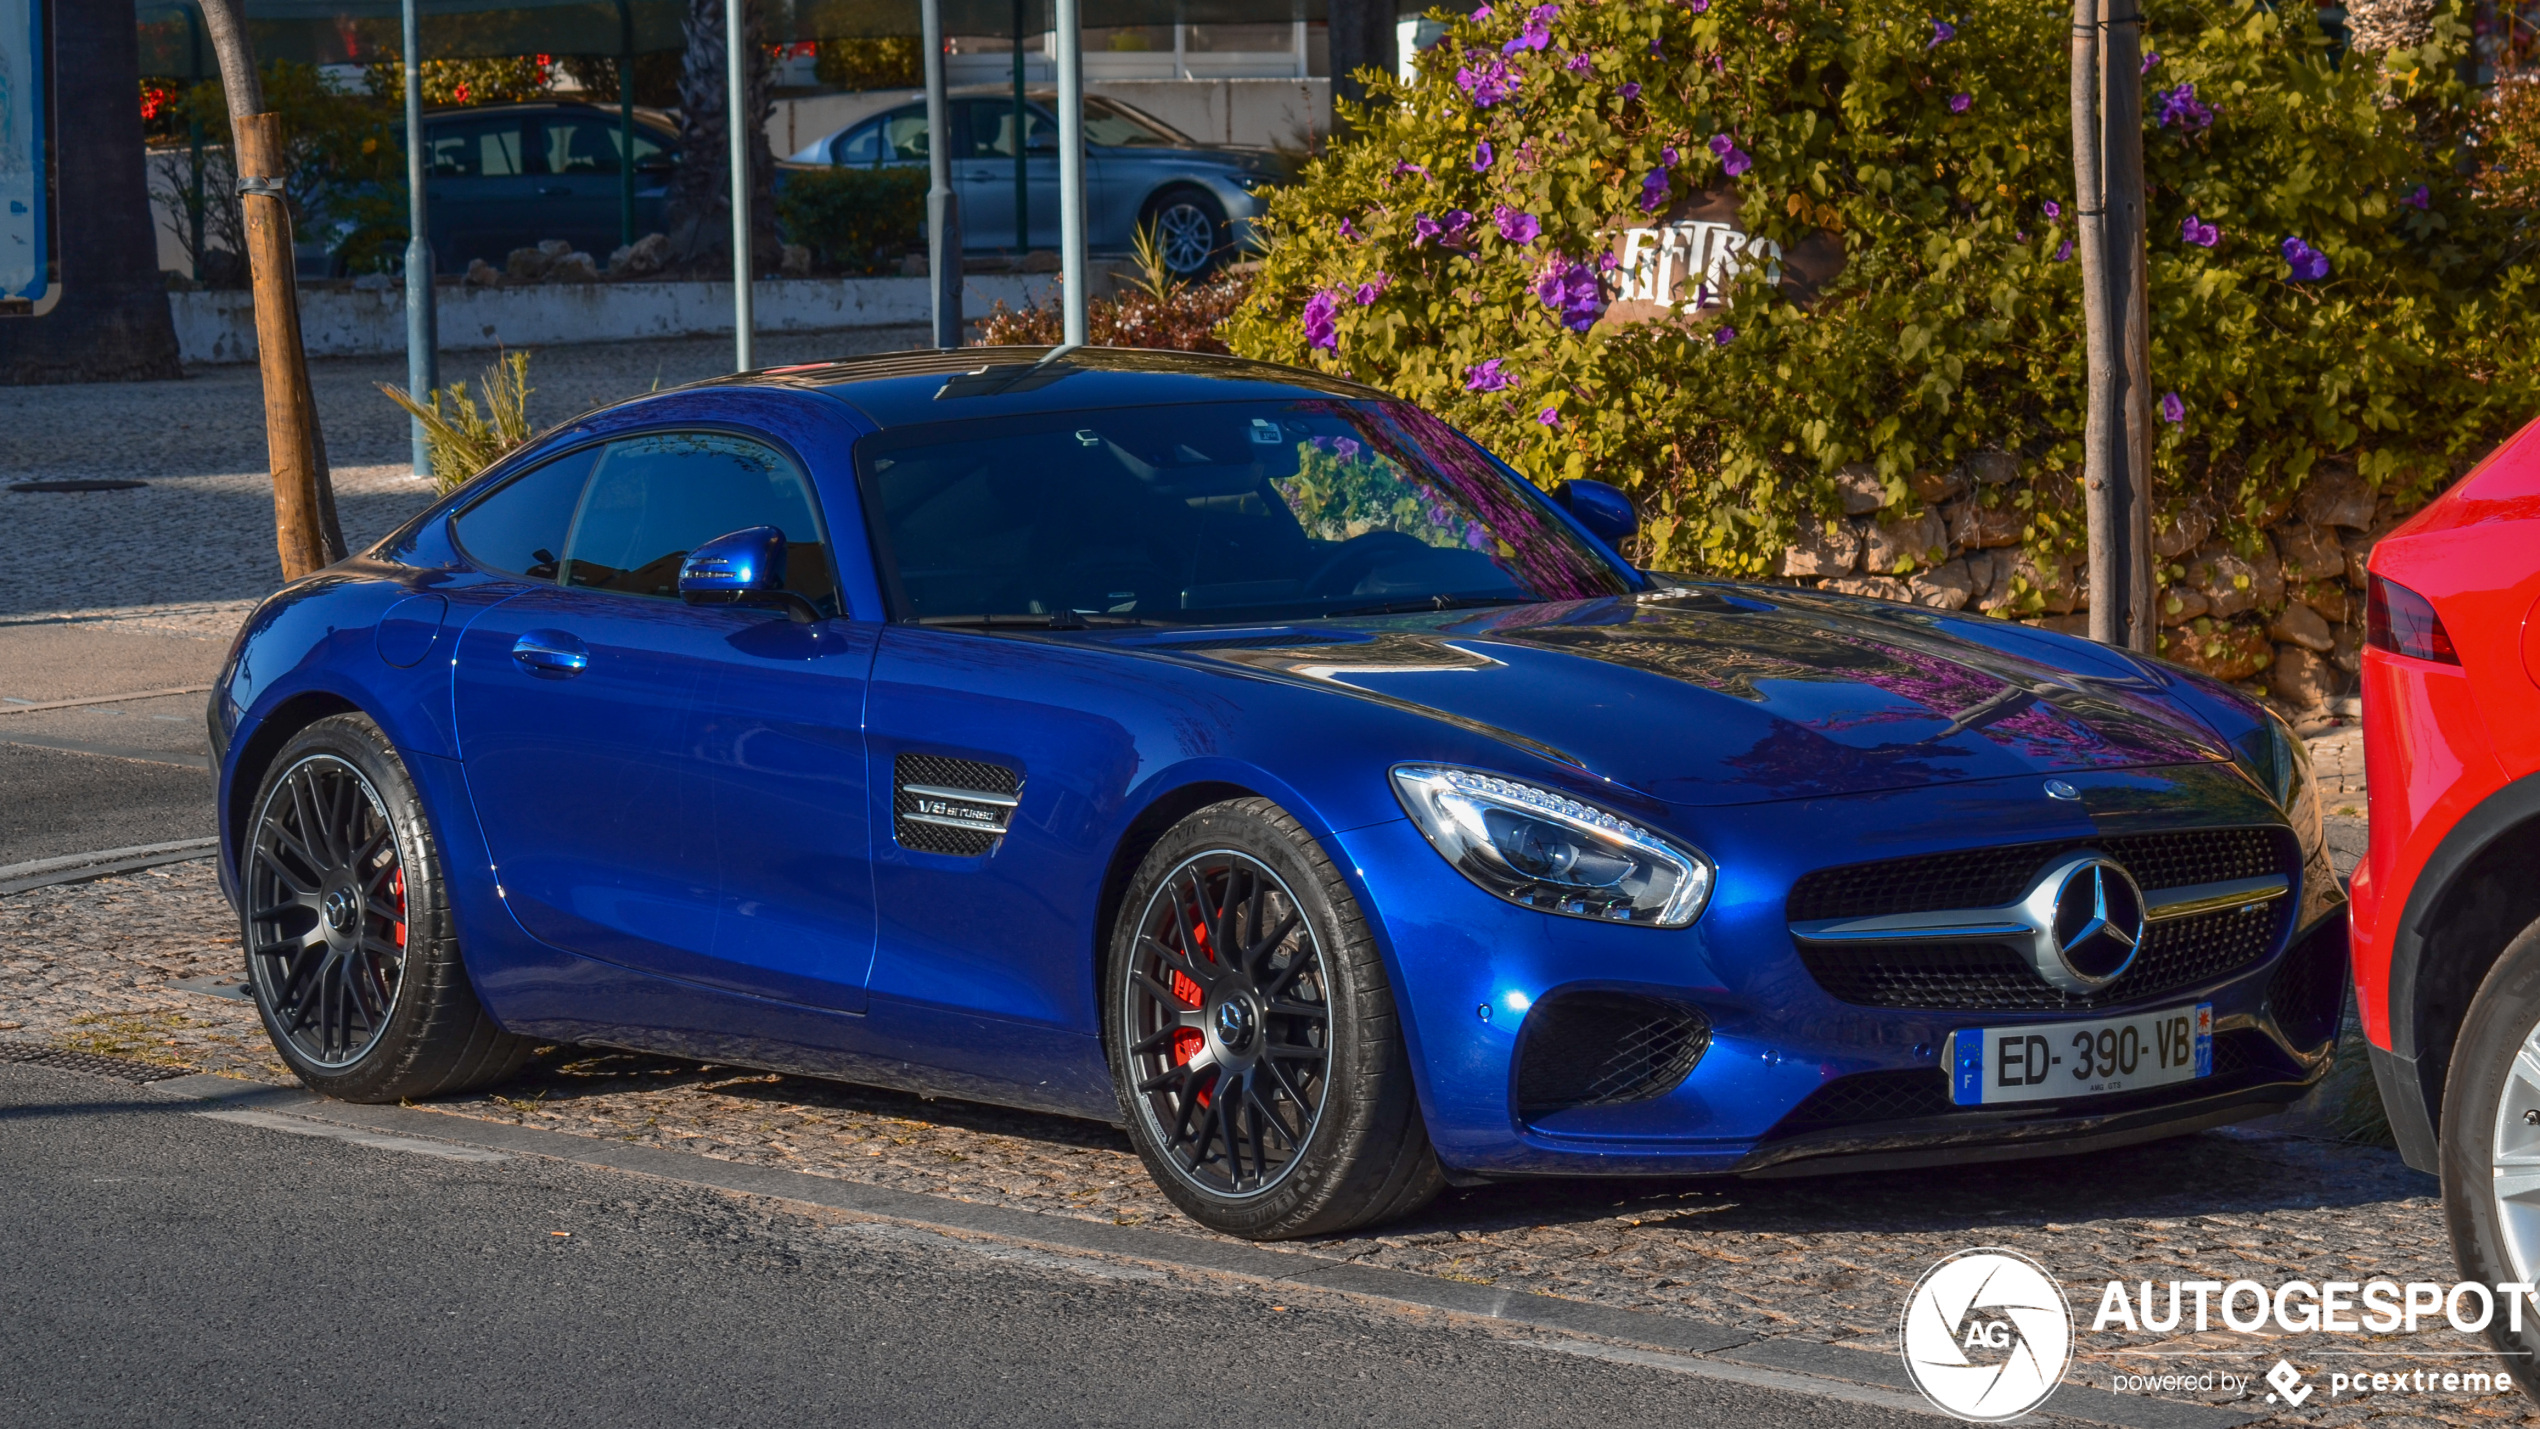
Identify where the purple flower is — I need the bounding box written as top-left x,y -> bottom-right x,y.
1662,144 -> 1679,165
1456,56 -> 1522,106
2140,50 -> 2160,76
2042,199 -> 2062,219
1393,160 -> 1431,180
1302,290 -> 1340,350
1713,326 -> 1736,345
2405,184 -> 2431,210
1619,80 -> 1642,100
2180,214 -> 2219,247
2157,82 -> 2214,132
1949,92 -> 1971,113
1564,52 -> 1590,73
1597,249 -> 1620,271
1493,205 -> 1542,244
1537,407 -> 1562,427
1335,437 -> 1362,461
1442,209 -> 1475,242
1471,4 -> 1493,18
1466,358 -> 1514,393
1413,213 -> 1443,247
1534,257 -> 1606,331
1353,274 -> 1391,304
1708,132 -> 1751,178
1687,0 -> 1708,11
1650,36 -> 1665,56
1639,168 -> 1671,214
2280,235 -> 2331,282
1504,3 -> 1558,54
2053,237 -> 2073,262
1339,216 -> 1362,241
1929,18 -> 1955,48
1473,139 -> 1495,171
2159,392 -> 2185,423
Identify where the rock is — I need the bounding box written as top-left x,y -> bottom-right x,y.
2159,585 -> 2209,627
1834,462 -> 1888,515
505,246 -> 554,282
2332,620 -> 2364,675
2275,521 -> 2345,583
2269,645 -> 2336,713
537,238 -> 573,258
1823,575 -> 1911,603
2340,531 -> 2376,589
2153,503 -> 2212,561
2188,539 -> 2284,619
2012,547 -> 2084,615
2297,580 -> 2349,626
547,251 -> 600,283
1973,551 -> 2032,613
780,243 -> 813,278
351,271 -> 391,291
1958,451 -> 2021,486
2268,600 -> 2335,653
1863,508 -> 1947,574
608,232 -> 672,278
1943,497 -> 2024,550
899,252 -> 929,277
1910,468 -> 1967,505
2163,621 -> 2274,681
463,257 -> 502,286
2297,464 -> 2376,530
1781,519 -> 1861,577
1908,557 -> 1978,611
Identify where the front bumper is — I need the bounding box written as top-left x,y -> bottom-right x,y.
1333,761 -> 2344,1181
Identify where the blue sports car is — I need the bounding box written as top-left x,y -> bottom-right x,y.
209,348 -> 2345,1239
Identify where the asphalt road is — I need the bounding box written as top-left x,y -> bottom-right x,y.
0,743 -> 213,867
0,1064 -> 1931,1429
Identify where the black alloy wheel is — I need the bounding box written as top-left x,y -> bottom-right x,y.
1123,849 -> 1331,1197
246,753 -> 407,1068
1107,798 -> 1444,1239
241,713 -> 532,1101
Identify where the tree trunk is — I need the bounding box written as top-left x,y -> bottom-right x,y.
0,0 -> 183,384
666,0 -> 777,273
1325,0 -> 1398,128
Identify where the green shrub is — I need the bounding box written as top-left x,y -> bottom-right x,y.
814,37 -> 923,92
1225,0 -> 2540,591
776,166 -> 927,275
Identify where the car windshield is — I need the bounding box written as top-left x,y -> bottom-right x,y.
1078,96 -> 1189,147
854,398 -> 1635,626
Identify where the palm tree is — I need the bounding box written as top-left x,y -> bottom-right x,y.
0,0 -> 182,383
666,0 -> 779,273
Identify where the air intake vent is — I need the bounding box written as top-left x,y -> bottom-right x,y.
1515,992 -> 1710,1120
893,754 -> 1022,856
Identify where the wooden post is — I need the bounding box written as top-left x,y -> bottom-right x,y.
196,0 -> 344,580
2072,0 -> 2154,652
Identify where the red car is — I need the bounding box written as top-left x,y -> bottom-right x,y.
2355,413 -> 2540,1359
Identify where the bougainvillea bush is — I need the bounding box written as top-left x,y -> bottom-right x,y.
1223,0 -> 2540,606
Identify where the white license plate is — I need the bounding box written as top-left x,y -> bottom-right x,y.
1947,1003 -> 2212,1106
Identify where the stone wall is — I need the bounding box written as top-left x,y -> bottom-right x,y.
1776,455 -> 2404,725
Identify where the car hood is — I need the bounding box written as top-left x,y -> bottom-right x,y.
1123,591 -> 2234,807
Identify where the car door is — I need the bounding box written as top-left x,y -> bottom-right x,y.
425,111 -> 535,271
450,429 -> 879,1013
527,110 -> 629,258
957,100 -> 1059,251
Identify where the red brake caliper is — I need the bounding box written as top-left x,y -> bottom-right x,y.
387,866 -> 407,950
1172,896 -> 1214,1106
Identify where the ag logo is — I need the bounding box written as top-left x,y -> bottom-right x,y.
1900,1248 -> 2073,1421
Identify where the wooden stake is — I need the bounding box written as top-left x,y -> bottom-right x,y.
2073,0 -> 2154,652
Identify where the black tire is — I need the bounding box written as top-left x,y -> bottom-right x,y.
240,713 -> 533,1102
2441,911 -> 2540,1405
1104,797 -> 1443,1239
1139,185 -> 1230,279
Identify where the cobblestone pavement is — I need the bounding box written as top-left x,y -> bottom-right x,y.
3,850 -> 2527,1429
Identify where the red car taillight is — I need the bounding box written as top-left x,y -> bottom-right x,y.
2367,573 -> 2461,665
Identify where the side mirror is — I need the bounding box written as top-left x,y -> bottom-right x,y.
679,526 -> 818,623
1553,479 -> 1639,547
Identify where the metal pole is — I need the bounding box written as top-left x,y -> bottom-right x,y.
1013,0 -> 1028,253
616,0 -> 635,251
2073,0 -> 2153,652
921,0 -> 962,348
186,4 -> 204,275
403,0 -> 436,479
1055,0 -> 1087,345
726,0 -> 752,371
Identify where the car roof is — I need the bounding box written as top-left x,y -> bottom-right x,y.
736,346 -> 1385,429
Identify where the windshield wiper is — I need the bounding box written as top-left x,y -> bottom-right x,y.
1320,595 -> 1529,619
913,612 -> 1155,630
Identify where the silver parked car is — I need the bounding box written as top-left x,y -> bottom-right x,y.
786,90 -> 1290,276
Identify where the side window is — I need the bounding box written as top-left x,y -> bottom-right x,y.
539,116 -> 621,175
474,118 -> 527,178
451,445 -> 601,581
425,123 -> 478,177
831,118 -> 883,168
879,107 -> 930,162
561,433 -> 839,616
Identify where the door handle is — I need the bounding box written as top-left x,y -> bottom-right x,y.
511,629 -> 588,676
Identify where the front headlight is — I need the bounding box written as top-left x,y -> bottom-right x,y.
1390,765 -> 1714,927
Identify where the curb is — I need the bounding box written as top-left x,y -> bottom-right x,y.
137,1070 -> 2257,1429
0,837 -> 218,895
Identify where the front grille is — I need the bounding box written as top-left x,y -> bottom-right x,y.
892,753 -> 1021,857
1761,1029 -> 2282,1141
1787,827 -> 2297,1012
1798,901 -> 2279,1012
1787,827 -> 2289,922
1516,992 -> 1711,1119
2267,911 -> 2350,1051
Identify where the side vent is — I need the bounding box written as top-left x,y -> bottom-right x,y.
1514,992 -> 1711,1121
893,753 -> 1023,856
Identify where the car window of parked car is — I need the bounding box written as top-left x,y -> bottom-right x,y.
427,117 -> 527,178
537,115 -> 624,175
879,107 -> 931,162
853,401 -> 1634,624
832,118 -> 885,167
966,101 -> 1056,158
561,432 -> 840,616
1081,98 -> 1183,148
451,444 -> 603,581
